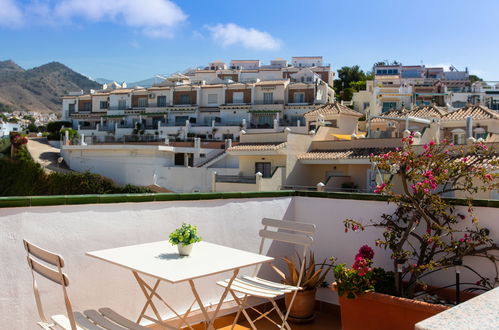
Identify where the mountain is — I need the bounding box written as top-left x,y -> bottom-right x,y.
0,60 -> 102,114
94,78 -> 114,85
128,77 -> 164,88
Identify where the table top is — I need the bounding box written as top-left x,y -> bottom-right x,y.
86,241 -> 273,284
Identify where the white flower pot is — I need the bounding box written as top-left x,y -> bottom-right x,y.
177,243 -> 193,256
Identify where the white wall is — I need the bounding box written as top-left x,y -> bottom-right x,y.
62,146 -> 239,192
292,197 -> 499,305
1,196 -> 497,329
0,197 -> 294,329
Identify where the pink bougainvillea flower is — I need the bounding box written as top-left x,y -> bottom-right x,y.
356,245 -> 374,260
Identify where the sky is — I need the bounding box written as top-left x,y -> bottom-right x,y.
1,0 -> 498,82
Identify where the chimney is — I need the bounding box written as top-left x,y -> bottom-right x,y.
466,116 -> 473,138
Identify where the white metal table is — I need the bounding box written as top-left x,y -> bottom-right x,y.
86,241 -> 273,329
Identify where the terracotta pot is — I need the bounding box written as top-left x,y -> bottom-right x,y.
284,288 -> 316,320
332,284 -> 449,330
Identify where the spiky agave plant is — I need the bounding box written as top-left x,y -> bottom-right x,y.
271,252 -> 333,291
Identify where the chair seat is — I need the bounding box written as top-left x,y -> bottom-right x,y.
217,275 -> 301,299
51,307 -> 148,330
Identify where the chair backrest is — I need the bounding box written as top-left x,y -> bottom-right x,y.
258,218 -> 315,254
256,218 -> 315,280
23,239 -> 77,330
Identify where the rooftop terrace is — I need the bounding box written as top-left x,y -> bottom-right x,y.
1,191 -> 498,329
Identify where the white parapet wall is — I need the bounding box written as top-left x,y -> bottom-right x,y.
0,195 -> 498,329
61,145 -> 239,192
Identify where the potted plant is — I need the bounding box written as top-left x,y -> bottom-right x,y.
272,252 -> 333,322
168,223 -> 202,256
333,136 -> 498,330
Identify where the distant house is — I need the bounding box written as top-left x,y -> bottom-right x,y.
0,122 -> 21,138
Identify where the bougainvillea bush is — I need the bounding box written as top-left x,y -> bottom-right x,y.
333,245 -> 396,299
343,136 -> 498,298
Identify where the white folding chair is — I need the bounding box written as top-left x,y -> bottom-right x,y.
216,218 -> 316,330
23,239 -> 149,330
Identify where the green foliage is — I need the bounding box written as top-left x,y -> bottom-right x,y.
469,74 -> 483,83
272,252 -> 333,291
0,146 -> 152,196
0,102 -> 14,112
168,223 -> 202,246
349,80 -> 367,92
46,121 -> 72,134
332,245 -> 395,299
7,117 -> 18,123
343,137 -> 499,298
333,264 -> 375,299
27,123 -> 38,132
60,128 -> 78,140
374,60 -> 401,66
334,65 -> 370,101
0,138 -> 11,155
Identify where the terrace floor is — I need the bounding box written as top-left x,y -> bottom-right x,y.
148,304 -> 341,330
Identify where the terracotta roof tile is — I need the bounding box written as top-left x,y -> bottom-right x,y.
442,105 -> 499,121
228,142 -> 287,151
371,105 -> 447,123
299,148 -> 393,160
254,80 -> 288,86
304,103 -> 362,118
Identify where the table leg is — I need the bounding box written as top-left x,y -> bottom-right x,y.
188,268 -> 240,330
132,271 -> 195,330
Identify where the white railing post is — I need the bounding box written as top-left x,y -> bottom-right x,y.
256,172 -> 263,191
211,171 -> 217,192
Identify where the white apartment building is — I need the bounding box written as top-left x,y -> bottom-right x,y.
350,64 -> 497,116
62,57 -> 335,142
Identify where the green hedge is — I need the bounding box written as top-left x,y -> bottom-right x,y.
0,147 -> 152,196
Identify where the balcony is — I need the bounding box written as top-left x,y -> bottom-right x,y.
253,100 -> 284,105
2,191 -> 496,329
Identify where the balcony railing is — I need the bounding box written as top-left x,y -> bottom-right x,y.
253,100 -> 284,105
215,174 -> 256,184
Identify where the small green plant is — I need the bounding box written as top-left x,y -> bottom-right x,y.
168,223 -> 202,246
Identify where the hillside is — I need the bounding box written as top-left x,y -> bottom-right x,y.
0,60 -> 102,114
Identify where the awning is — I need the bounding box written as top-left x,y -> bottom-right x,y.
331,132 -> 366,140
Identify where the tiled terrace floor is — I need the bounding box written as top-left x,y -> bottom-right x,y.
152,307 -> 341,330
236,310 -> 341,330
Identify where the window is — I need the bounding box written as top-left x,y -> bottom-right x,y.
363,102 -> 370,110
83,102 -> 91,111
100,101 -> 108,109
207,94 -> 218,105
255,162 -> 272,178
157,96 -> 167,107
452,129 -> 466,145
137,97 -> 148,107
68,103 -> 75,112
294,92 -> 305,103
179,94 -> 191,105
306,76 -> 313,82
233,92 -> 244,104
118,99 -> 127,110
175,116 -> 188,125
263,92 -> 274,104
382,102 -> 397,112
474,128 -> 487,140
452,101 -> 466,109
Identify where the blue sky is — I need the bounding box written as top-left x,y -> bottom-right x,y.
1,0 -> 498,82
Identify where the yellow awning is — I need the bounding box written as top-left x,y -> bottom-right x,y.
331,132 -> 366,140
